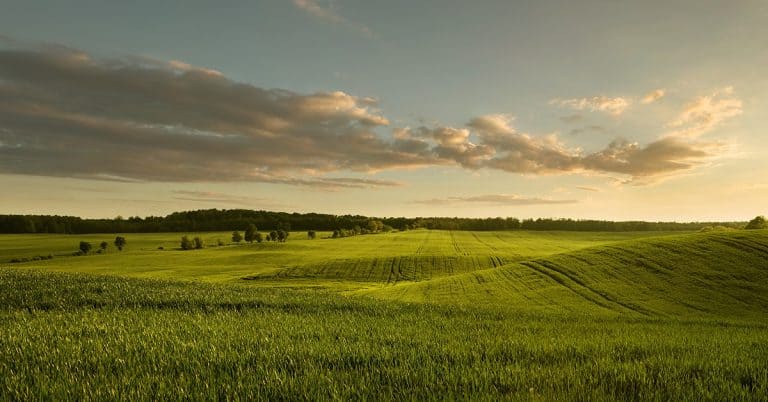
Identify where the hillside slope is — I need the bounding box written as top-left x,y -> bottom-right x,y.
363,231 -> 768,320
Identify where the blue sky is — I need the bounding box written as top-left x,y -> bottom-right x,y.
1,0 -> 766,220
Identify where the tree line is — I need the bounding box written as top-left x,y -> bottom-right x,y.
0,209 -> 748,234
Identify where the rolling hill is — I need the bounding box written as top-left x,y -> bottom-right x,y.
362,230 -> 768,320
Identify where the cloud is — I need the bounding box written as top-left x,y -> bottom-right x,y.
551,96 -> 631,116
0,44 -> 429,185
170,190 -> 294,209
641,88 -> 666,104
406,114 -> 725,182
575,186 -> 600,192
667,87 -> 742,138
171,190 -> 265,206
569,125 -> 606,136
0,42 -> 733,188
293,0 -> 372,36
412,194 -> 578,206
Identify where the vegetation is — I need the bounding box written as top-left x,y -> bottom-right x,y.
2,228 -> 767,399
0,209 -> 748,234
114,236 -> 126,251
232,231 -> 242,243
244,224 -> 258,243
746,215 -> 768,230
78,241 -> 92,255
180,235 -> 194,250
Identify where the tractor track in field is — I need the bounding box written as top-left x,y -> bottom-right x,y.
471,232 -> 499,253
520,260 -> 653,316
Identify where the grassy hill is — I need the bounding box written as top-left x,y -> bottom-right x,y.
364,230 -> 768,320
0,229 -> 677,283
2,229 -> 768,399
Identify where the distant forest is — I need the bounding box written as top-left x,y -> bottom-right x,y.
0,209 -> 746,234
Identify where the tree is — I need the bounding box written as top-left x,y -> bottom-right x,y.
244,224 -> 258,243
232,231 -> 243,243
114,236 -> 127,251
254,232 -> 264,243
99,241 -> 108,252
180,235 -> 194,250
79,241 -> 92,255
745,216 -> 767,230
193,237 -> 204,249
277,229 -> 288,242
269,230 -> 278,242
308,230 -> 316,239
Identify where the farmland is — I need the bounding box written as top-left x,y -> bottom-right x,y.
1,229 -> 768,400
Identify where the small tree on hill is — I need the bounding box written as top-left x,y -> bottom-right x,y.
269,231 -> 278,242
99,241 -> 109,252
79,241 -> 92,255
232,231 -> 243,243
193,237 -> 204,249
746,216 -> 767,230
244,224 -> 258,243
114,236 -> 126,251
308,230 -> 316,239
254,232 -> 264,243
277,229 -> 288,242
180,235 -> 194,250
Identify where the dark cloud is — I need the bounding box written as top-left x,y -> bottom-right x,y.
0,43 -> 727,187
412,194 -> 578,206
408,114 -> 722,180
569,125 -> 607,136
0,44 -> 430,185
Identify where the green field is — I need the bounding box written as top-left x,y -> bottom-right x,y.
2,229 -> 768,399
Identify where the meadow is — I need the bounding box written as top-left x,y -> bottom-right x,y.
1,229 -> 767,400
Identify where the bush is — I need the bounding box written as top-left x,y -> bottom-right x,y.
745,216 -> 767,230
114,236 -> 127,251
193,237 -> 204,249
79,241 -> 92,255
180,236 -> 194,250
244,224 -> 258,243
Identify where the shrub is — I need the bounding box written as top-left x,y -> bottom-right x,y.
114,236 -> 127,251
79,241 -> 92,255
745,216 -> 767,230
193,237 -> 204,249
180,236 -> 194,250
244,224 -> 258,243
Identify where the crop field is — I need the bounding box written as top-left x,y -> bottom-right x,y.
2,229 -> 768,400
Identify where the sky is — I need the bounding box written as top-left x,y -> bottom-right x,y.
0,0 -> 766,220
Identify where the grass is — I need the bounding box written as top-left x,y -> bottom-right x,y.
1,229 -> 767,399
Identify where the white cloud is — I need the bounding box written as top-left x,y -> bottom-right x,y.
641,88 -> 666,104
551,96 -> 631,116
292,0 -> 372,36
667,87 -> 742,138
